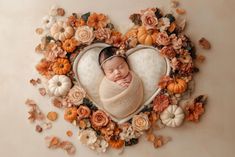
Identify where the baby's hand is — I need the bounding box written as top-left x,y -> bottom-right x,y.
116,73 -> 132,87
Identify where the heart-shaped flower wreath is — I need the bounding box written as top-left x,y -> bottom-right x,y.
26,5 -> 209,155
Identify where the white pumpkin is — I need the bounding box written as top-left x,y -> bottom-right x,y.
48,75 -> 72,96
50,21 -> 74,41
160,105 -> 185,127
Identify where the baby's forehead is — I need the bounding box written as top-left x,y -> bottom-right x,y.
102,57 -> 127,69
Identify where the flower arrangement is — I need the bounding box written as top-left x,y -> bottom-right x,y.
27,3 -> 210,155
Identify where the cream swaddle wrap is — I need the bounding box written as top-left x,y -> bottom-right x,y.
99,71 -> 144,119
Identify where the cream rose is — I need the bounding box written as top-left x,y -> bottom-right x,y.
141,8 -> 158,30
67,85 -> 86,106
75,26 -> 95,44
132,113 -> 150,132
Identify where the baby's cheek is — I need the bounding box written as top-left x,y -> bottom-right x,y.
106,73 -> 115,82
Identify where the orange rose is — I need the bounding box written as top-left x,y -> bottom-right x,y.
77,105 -> 91,119
91,110 -> 109,128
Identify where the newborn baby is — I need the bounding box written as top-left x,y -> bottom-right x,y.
98,46 -> 144,119
100,51 -> 132,88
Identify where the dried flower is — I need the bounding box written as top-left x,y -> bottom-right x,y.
119,123 -> 142,141
91,110 -> 109,128
77,105 -> 91,119
170,34 -> 183,49
94,28 -> 111,41
156,31 -> 170,46
140,8 -> 158,29
35,59 -> 53,78
158,17 -> 170,32
67,85 -> 86,106
75,26 -> 95,44
185,102 -> 205,122
153,94 -> 171,113
87,13 -> 108,29
132,113 -> 150,132
79,129 -> 97,145
160,46 -> 176,58
89,138 -> 109,153
25,99 -> 45,122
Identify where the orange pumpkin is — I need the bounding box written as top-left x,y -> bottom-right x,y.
64,107 -> 77,122
137,26 -> 158,46
62,38 -> 79,53
52,58 -> 71,75
108,138 -> 125,149
167,78 -> 187,94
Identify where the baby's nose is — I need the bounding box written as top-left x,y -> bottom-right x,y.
114,69 -> 120,74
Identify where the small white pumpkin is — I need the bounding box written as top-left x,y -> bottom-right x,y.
48,75 -> 72,96
50,21 -> 74,41
160,105 -> 185,127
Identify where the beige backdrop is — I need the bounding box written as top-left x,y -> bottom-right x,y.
0,0 -> 234,157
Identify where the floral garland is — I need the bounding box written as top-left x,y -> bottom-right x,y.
27,3 -> 210,155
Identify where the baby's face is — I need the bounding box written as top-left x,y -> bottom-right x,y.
102,57 -> 130,82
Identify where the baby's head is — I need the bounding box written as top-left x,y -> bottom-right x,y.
99,46 -> 130,82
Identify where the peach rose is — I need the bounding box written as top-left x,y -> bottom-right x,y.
67,85 -> 86,106
141,8 -> 158,30
77,105 -> 91,119
160,46 -> 176,58
91,110 -> 109,128
132,113 -> 150,132
75,26 -> 95,44
156,31 -> 170,46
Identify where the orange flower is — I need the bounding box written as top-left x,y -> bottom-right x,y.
153,94 -> 170,113
185,102 -> 205,122
35,59 -> 53,77
77,105 -> 91,119
91,110 -> 109,128
105,31 -> 123,47
87,13 -> 108,29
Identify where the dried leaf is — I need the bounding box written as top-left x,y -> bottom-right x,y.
39,88 -> 47,96
30,79 -> 37,86
196,55 -> 206,63
176,8 -> 186,15
52,98 -> 63,108
199,37 -> 211,49
35,28 -> 44,35
36,125 -> 43,133
47,111 -> 58,121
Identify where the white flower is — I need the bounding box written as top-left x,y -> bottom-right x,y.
89,138 -> 109,153
158,17 -> 170,32
120,124 -> 142,141
42,15 -> 56,30
78,129 -> 97,145
49,5 -> 58,16
75,26 -> 95,44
